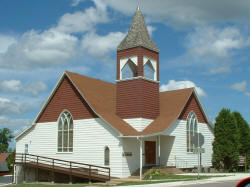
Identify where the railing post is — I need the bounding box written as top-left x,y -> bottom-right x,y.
36,156 -> 39,182
52,159 -> 54,184
88,165 -> 91,183
109,168 -> 110,181
23,154 -> 26,183
69,162 -> 72,184
12,152 -> 16,184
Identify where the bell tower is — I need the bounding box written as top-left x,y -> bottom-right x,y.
116,7 -> 160,131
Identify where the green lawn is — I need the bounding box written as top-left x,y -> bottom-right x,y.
7,184 -> 88,187
117,175 -> 226,186
7,174 -> 227,187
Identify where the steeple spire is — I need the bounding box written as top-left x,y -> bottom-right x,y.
117,8 -> 159,52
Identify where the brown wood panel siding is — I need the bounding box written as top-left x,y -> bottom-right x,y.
37,76 -> 97,123
116,79 -> 159,119
179,94 -> 207,123
117,46 -> 159,81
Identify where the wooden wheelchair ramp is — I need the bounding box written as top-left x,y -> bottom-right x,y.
15,153 -> 110,183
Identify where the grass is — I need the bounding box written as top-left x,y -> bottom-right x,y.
116,174 -> 226,186
144,174 -> 213,180
6,174 -> 228,187
7,184 -> 88,187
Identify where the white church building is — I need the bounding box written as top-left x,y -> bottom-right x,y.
14,7 -> 214,183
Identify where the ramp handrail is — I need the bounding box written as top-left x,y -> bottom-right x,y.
15,153 -> 110,181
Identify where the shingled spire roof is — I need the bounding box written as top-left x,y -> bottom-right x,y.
117,7 -> 159,53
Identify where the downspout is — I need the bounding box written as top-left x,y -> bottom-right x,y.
137,137 -> 143,180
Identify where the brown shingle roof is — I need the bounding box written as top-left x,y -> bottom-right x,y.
141,88 -> 193,134
66,71 -> 139,135
66,71 -> 194,136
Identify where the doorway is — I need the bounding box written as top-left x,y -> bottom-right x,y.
145,141 -> 156,165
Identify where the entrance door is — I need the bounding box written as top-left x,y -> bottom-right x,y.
145,141 -> 156,165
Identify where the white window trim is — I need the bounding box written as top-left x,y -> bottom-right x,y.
143,56 -> 157,81
186,111 -> 198,153
120,56 -> 138,80
104,146 -> 110,166
57,110 -> 74,153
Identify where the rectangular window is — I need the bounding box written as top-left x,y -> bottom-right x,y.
24,144 -> 28,154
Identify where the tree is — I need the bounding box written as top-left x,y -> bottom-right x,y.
212,108 -> 240,171
232,111 -> 250,169
6,150 -> 15,173
0,128 -> 14,152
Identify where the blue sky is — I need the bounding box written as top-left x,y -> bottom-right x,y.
0,0 -> 250,145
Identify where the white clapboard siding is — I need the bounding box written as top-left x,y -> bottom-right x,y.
121,138 -> 140,177
16,118 -> 123,177
123,118 -> 153,132
121,136 -> 158,177
162,120 -> 214,168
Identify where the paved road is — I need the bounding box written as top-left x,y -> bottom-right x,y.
181,180 -> 239,187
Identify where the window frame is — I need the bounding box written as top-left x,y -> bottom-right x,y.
143,60 -> 155,80
186,112 -> 198,153
104,146 -> 110,166
24,144 -> 28,154
57,110 -> 73,153
121,59 -> 138,80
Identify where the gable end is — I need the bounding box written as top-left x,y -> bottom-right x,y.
179,93 -> 207,123
37,76 -> 97,123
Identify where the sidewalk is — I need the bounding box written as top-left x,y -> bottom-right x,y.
117,173 -> 250,187
0,175 -> 12,187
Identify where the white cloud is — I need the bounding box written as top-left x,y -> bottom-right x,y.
0,97 -> 32,115
0,80 -> 21,92
81,31 -> 125,60
160,80 -> 206,97
230,81 -> 250,97
0,80 -> 47,96
25,81 -> 47,96
245,92 -> 250,97
0,30 -> 78,69
230,81 -> 247,91
0,0 -> 110,70
168,25 -> 250,75
71,0 -> 85,6
0,35 -> 17,53
147,25 -> 156,36
102,0 -> 250,27
186,26 -> 246,58
56,0 -> 108,33
0,116 -> 31,128
208,66 -> 231,74
0,115 -> 32,137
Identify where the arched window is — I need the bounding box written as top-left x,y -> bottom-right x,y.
104,146 -> 110,166
144,60 -> 155,80
186,112 -> 198,152
121,59 -> 137,79
58,111 -> 73,152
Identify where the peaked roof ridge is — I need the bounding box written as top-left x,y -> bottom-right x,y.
65,71 -> 115,86
117,8 -> 159,52
160,87 -> 194,94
